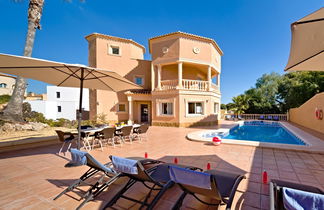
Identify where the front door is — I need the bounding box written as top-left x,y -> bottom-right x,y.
140,104 -> 149,123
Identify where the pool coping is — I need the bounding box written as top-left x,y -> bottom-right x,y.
186,121 -> 324,154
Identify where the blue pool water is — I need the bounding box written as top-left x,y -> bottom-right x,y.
222,121 -> 305,145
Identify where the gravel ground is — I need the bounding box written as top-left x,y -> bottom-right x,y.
0,127 -> 75,142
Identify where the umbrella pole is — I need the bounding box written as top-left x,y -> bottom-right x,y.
77,68 -> 84,150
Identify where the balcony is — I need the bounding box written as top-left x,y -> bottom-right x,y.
160,79 -> 219,92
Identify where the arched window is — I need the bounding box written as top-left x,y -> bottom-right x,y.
0,83 -> 7,88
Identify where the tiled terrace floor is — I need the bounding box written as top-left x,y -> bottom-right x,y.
0,126 -> 324,210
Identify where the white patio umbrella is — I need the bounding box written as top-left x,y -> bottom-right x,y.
285,7 -> 324,72
0,53 -> 142,149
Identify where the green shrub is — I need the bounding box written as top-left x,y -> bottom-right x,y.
0,95 -> 10,104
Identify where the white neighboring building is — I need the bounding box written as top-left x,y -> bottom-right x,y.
26,86 -> 89,121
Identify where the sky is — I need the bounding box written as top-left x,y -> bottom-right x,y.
0,0 -> 322,103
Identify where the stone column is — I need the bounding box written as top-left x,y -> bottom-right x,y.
217,73 -> 221,89
157,64 -> 162,90
178,62 -> 183,88
207,66 -> 212,91
127,96 -> 133,124
151,63 -> 155,91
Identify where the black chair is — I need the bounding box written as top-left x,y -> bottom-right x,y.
149,165 -> 245,210
80,125 -> 93,138
270,179 -> 324,210
120,125 -> 133,143
104,156 -> 202,209
102,127 -> 120,147
133,124 -> 149,142
56,130 -> 76,154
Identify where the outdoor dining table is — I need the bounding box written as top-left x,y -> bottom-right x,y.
79,124 -> 141,151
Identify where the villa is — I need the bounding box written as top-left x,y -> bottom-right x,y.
85,32 -> 222,127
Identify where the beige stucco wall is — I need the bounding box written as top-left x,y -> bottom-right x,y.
151,90 -> 220,127
87,32 -> 222,126
179,37 -> 212,64
211,46 -> 221,71
151,92 -> 180,126
178,93 -> 220,126
87,34 -> 152,122
0,75 -> 16,95
289,92 -> 324,134
151,37 -> 180,62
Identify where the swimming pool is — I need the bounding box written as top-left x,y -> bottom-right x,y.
201,121 -> 306,145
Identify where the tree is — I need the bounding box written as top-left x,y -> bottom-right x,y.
244,73 -> 282,114
228,71 -> 324,114
231,94 -> 250,114
277,71 -> 324,112
220,104 -> 227,110
1,0 -> 44,122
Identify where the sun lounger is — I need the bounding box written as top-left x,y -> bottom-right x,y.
103,156 -> 201,209
259,115 -> 265,120
270,179 -> 324,210
53,149 -> 119,210
267,115 -> 273,121
157,165 -> 245,210
273,116 -> 279,121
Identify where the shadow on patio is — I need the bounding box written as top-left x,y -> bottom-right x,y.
48,154 -> 248,210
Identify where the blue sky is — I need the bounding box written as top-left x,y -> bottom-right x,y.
0,0 -> 322,103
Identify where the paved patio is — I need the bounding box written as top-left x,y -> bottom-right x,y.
0,125 -> 324,210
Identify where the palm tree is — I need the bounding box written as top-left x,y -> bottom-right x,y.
1,0 -> 44,122
232,94 -> 250,114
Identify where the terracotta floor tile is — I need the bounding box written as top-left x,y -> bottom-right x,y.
0,126 -> 323,209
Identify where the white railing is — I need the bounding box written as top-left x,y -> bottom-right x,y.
224,114 -> 288,121
160,79 -> 216,92
160,80 -> 178,90
211,83 -> 220,92
182,79 -> 209,91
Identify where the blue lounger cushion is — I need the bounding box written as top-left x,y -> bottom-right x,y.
70,148 -> 87,165
111,156 -> 138,174
283,187 -> 324,210
169,165 -> 211,189
86,154 -> 115,174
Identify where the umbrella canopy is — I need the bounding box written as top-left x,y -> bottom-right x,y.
0,53 -> 142,149
285,7 -> 324,72
0,53 -> 141,91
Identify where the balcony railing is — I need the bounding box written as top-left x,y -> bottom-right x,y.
160,79 -> 219,92
160,80 -> 178,90
211,83 -> 220,92
182,79 -> 208,91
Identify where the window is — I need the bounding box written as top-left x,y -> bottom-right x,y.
57,106 -> 62,112
135,76 -> 144,86
188,102 -> 203,115
109,45 -> 120,55
160,103 -> 173,115
214,103 -> 219,114
0,83 -> 7,88
56,92 -> 60,98
118,104 -> 126,112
